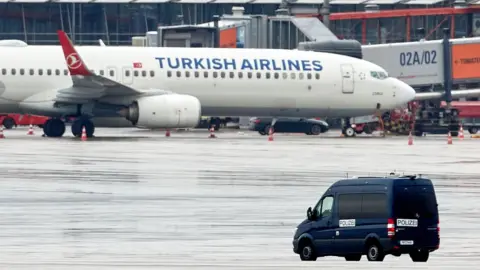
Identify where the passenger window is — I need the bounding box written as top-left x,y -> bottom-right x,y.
167,71 -> 172,77
11,69 -> 16,75
99,70 -> 104,76
274,72 -> 279,79
247,72 -> 252,79
176,71 -> 181,77
299,73 -> 304,80
213,72 -> 218,78
307,73 -> 312,80
150,70 -> 155,77
47,69 -> 52,76
315,196 -> 334,218
283,72 -> 288,79
142,70 -> 146,77
185,71 -> 190,78
55,69 -> 60,76
291,73 -> 296,79
30,69 -> 34,75
220,72 -> 225,78
315,73 -> 320,80
134,70 -> 139,77
1,68 -> 6,75
194,71 -> 199,78
238,72 -> 243,79
338,194 -> 362,219
125,70 -> 130,77
229,72 -> 234,78
20,69 -> 25,75
266,73 -> 271,79
64,69 -> 68,75
204,71 -> 208,78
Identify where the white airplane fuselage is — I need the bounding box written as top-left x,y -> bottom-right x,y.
0,45 -> 415,122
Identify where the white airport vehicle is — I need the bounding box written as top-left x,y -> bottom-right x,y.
0,30 -> 467,138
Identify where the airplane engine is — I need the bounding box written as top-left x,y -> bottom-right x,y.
122,94 -> 202,128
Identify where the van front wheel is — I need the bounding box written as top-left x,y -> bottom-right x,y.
299,240 -> 317,261
366,242 -> 385,261
410,250 -> 429,262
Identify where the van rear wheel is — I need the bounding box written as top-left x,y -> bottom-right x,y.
366,242 -> 385,261
345,254 -> 361,261
410,250 -> 429,262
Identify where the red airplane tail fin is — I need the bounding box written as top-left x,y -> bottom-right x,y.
57,30 -> 91,76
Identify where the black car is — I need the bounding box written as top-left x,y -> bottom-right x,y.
293,175 -> 440,262
248,117 -> 329,135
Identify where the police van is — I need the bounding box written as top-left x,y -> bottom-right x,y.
292,175 -> 440,262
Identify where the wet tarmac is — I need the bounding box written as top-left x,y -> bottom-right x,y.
0,127 -> 479,269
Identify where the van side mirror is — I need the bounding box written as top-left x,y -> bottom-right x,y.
307,207 -> 313,220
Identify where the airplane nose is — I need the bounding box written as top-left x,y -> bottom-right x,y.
394,78 -> 416,104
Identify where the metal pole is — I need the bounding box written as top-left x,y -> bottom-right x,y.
442,27 -> 452,107
321,0 -> 330,29
21,4 -> 27,42
103,5 -> 110,45
213,15 -> 220,48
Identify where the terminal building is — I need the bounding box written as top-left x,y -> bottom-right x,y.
1,1 -> 480,45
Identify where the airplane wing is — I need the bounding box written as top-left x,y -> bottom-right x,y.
415,89 -> 480,101
55,30 -> 145,104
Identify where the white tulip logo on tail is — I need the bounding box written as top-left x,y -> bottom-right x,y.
66,53 -> 81,69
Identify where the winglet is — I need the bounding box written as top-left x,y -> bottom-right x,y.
57,30 -> 91,76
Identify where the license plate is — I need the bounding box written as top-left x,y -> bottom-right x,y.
397,219 -> 418,227
400,240 -> 414,245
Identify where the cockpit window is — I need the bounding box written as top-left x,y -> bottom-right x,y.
371,71 -> 388,80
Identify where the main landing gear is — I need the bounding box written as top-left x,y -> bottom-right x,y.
71,116 -> 95,138
42,116 -> 95,138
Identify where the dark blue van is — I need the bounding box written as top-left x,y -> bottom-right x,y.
293,175 -> 440,262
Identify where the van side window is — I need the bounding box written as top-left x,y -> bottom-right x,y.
361,193 -> 388,218
315,196 -> 334,217
338,194 -> 362,219
338,193 -> 388,219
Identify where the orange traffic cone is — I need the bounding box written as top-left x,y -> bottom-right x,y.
268,127 -> 274,141
447,131 -> 452,145
459,125 -> 464,140
408,132 -> 413,145
81,126 -> 87,141
209,125 -> 216,138
165,129 -> 170,137
27,124 -> 34,135
0,127 -> 4,139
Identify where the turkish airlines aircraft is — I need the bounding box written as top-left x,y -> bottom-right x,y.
0,31 -> 474,138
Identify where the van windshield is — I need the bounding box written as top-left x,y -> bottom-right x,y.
394,186 -> 438,219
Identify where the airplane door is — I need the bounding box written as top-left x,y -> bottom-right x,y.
340,64 -> 354,94
107,66 -> 118,81
122,67 -> 133,85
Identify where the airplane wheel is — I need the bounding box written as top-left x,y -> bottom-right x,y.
43,119 -> 65,137
72,118 -> 95,138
